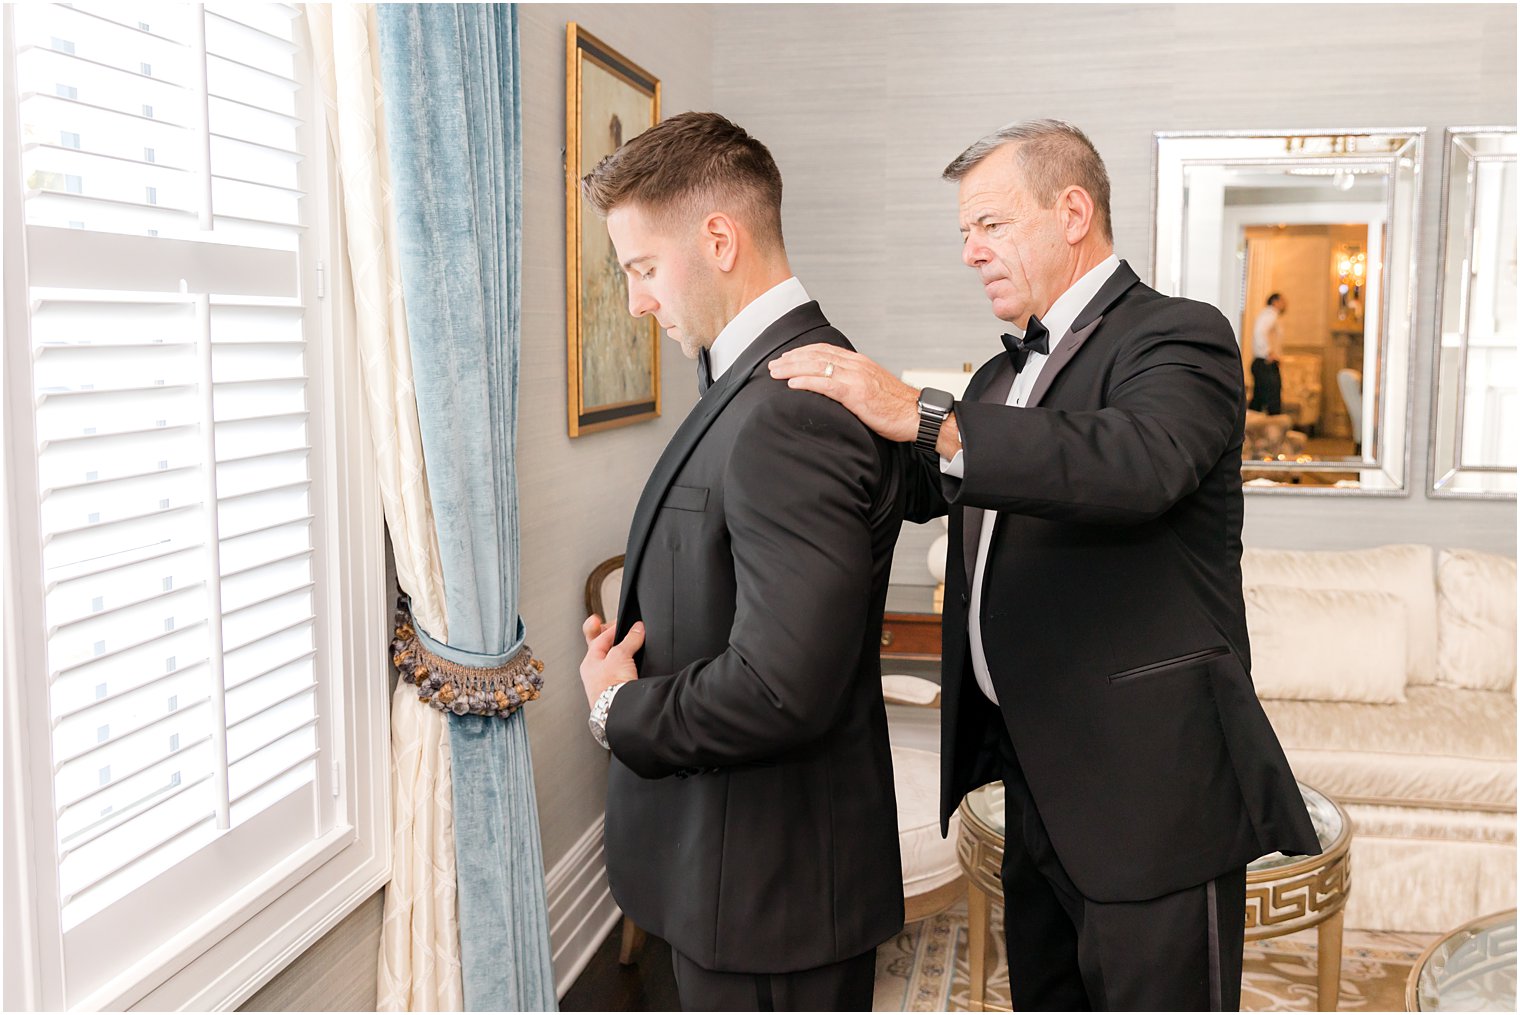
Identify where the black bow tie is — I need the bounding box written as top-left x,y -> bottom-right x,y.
697,348 -> 713,395
1001,315 -> 1051,373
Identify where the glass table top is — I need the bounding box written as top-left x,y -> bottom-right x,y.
962,781 -> 1344,871
964,780 -> 1006,833
1413,911 -> 1517,1012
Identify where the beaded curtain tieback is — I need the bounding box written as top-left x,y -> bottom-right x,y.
391,599 -> 545,718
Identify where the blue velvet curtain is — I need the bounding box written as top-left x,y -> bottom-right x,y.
376,5 -> 555,1010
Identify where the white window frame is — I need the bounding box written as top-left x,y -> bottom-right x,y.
2,6 -> 391,1010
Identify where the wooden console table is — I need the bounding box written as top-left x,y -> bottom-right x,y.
882,584 -> 944,660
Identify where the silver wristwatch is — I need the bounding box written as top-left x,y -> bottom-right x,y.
915,387 -> 955,458
588,683 -> 624,749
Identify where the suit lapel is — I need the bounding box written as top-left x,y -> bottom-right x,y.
1024,259 -> 1140,408
955,260 -> 1141,584
1025,316 -> 1102,408
616,302 -> 831,636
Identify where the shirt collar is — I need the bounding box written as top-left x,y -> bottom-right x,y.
1037,254 -> 1121,355
708,276 -> 811,381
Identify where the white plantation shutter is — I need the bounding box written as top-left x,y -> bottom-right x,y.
5,3 -> 373,1006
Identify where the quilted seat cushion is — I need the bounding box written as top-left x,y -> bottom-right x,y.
1261,687 -> 1516,813
892,746 -> 961,894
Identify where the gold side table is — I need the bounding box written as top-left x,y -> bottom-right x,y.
956,781 -> 1352,1012
956,783 -> 1007,1012
881,583 -> 944,661
1246,784 -> 1353,1011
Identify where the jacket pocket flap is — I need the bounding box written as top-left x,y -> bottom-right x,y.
663,484 -> 709,512
1109,646 -> 1229,683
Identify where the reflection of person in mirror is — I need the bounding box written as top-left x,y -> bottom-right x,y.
1249,292 -> 1286,414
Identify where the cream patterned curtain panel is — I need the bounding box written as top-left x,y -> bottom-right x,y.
305,5 -> 463,1010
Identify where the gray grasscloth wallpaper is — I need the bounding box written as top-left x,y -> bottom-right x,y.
710,2 -> 1517,583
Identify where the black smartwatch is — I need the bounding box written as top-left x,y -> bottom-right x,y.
915,387 -> 955,458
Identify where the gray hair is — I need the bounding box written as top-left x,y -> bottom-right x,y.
942,118 -> 1113,241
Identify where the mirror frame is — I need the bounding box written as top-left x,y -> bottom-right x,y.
1427,126 -> 1518,500
1150,128 -> 1426,497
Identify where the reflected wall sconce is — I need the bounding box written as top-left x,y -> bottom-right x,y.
1336,245 -> 1367,323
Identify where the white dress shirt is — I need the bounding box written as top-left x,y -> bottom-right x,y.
942,254 -> 1122,704
708,276 -> 811,381
1251,305 -> 1280,359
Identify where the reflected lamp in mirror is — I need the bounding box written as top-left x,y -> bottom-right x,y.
1152,129 -> 1424,495
1430,127 -> 1518,499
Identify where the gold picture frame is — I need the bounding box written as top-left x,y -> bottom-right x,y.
565,23 -> 662,437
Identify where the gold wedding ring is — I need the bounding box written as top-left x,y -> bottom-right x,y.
823,362 -> 835,379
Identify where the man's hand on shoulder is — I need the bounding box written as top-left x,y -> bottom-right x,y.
768,344 -> 920,443
580,614 -> 643,708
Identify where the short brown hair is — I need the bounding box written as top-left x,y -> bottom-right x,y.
581,111 -> 785,250
942,119 -> 1113,242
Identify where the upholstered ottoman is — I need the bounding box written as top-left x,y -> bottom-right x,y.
892,746 -> 965,921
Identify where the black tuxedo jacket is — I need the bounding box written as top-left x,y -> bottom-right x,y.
905,261 -> 1319,903
604,302 -> 906,973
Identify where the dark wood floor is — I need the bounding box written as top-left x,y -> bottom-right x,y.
561,925 -> 681,1012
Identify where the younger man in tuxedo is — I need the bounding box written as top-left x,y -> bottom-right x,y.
577,111 -> 907,1012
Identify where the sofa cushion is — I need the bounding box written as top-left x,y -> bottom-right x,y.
1261,686 -> 1516,812
1242,544 -> 1438,685
1244,584 -> 1408,702
1436,549 -> 1517,692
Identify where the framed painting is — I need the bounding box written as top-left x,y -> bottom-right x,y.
565,23 -> 661,436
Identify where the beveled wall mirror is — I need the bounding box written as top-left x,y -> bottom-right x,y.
1152,129 -> 1424,495
1430,127 -> 1517,498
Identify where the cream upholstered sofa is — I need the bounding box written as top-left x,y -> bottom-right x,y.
1242,544 -> 1517,933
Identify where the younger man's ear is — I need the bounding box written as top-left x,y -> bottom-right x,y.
704,213 -> 740,272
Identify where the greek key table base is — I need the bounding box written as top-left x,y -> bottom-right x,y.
956,781 -> 1353,1012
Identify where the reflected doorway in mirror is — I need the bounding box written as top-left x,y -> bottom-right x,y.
1152,129 -> 1423,494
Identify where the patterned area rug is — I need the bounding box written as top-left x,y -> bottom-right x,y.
873,901 -> 1436,1011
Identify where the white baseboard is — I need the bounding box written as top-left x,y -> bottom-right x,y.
545,815 -> 622,999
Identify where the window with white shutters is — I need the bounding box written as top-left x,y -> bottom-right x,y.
4,3 -> 388,1009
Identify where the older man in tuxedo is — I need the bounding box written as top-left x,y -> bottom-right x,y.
771,119 -> 1317,1011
